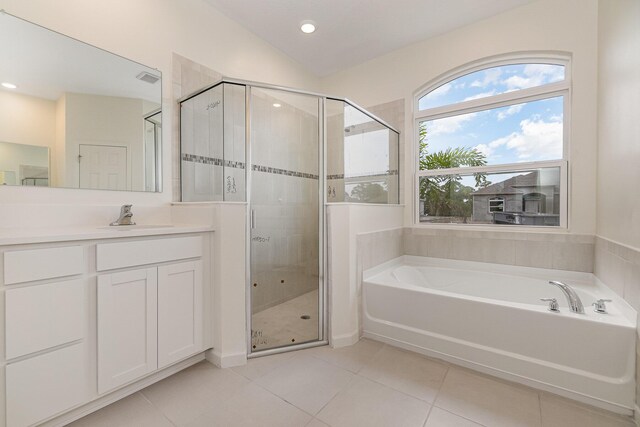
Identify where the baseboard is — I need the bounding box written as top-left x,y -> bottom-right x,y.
207,348 -> 247,368
331,330 -> 359,348
42,353 -> 205,427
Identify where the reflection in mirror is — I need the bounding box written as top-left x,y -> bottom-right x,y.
0,12 -> 162,192
0,141 -> 49,186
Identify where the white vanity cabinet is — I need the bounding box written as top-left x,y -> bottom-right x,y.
96,236 -> 205,394
157,260 -> 203,368
2,245 -> 89,427
97,267 -> 158,394
0,228 -> 213,427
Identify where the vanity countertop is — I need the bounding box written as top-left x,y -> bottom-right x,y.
0,224 -> 215,246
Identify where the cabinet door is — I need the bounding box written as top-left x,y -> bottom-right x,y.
97,268 -> 158,394
157,260 -> 203,368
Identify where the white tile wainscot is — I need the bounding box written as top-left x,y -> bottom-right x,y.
0,225 -> 214,427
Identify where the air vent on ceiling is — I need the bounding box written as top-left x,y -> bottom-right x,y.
136,71 -> 160,84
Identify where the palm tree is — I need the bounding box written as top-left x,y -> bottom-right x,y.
419,122 -> 488,220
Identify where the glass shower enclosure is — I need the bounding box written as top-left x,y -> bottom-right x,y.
179,78 -> 399,356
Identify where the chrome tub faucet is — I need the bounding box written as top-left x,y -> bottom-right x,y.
110,204 -> 135,226
548,280 -> 584,314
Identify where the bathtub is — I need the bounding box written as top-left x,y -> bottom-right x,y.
362,256 -> 636,414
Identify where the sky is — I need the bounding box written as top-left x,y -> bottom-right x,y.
419,64 -> 564,166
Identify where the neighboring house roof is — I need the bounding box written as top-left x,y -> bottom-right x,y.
472,170 -> 559,196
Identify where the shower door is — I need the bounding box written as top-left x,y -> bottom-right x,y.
249,87 -> 323,353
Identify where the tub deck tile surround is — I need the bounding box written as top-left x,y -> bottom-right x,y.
402,227 -> 595,273
593,235 -> 640,413
69,339 -> 634,427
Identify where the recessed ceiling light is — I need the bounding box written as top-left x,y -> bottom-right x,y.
300,20 -> 316,34
1,82 -> 17,89
273,103 -> 281,108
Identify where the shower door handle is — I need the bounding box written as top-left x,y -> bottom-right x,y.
250,209 -> 256,229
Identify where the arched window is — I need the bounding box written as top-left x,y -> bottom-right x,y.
415,54 -> 568,228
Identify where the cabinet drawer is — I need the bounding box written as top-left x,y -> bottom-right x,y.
4,246 -> 84,285
5,279 -> 85,359
6,343 -> 87,427
96,236 -> 202,271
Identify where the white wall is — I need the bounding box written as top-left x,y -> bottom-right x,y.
596,0 -> 640,250
171,203 -> 247,367
321,0 -> 599,235
0,0 -> 319,208
328,204 -> 404,346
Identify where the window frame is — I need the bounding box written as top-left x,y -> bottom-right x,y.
414,53 -> 571,229
488,197 -> 505,214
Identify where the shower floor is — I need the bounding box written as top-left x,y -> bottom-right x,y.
251,289 -> 319,351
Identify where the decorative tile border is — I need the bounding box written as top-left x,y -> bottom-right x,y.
182,153 -> 318,180
182,153 -> 245,169
252,164 -> 319,180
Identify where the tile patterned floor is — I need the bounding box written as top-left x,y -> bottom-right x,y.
251,290 -> 319,351
70,340 -> 635,427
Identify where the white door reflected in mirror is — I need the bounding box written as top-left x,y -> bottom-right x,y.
0,12 -> 162,192
79,145 -> 127,191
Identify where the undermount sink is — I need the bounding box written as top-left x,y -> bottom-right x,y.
99,225 -> 175,231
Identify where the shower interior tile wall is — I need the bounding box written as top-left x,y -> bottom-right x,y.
251,173 -> 319,314
181,84 -> 223,200
180,83 -> 246,202
223,84 -> 246,202
171,53 -> 222,201
250,90 -> 320,314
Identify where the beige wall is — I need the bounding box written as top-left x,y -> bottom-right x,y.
0,91 -> 56,149
0,0 -> 319,207
321,0 -> 599,235
62,93 -> 145,190
0,91 -> 56,185
594,0 -> 640,413
596,0 -> 640,250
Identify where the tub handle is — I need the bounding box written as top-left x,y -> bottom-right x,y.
540,298 -> 560,312
592,299 -> 612,314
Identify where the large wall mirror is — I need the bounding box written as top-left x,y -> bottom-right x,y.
0,12 -> 162,192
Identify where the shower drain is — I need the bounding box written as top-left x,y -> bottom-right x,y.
300,314 -> 311,320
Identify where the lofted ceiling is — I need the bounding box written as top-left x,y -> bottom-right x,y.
204,0 -> 536,77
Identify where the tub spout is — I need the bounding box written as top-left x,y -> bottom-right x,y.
548,281 -> 584,314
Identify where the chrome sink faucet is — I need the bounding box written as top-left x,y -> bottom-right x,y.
548,281 -> 584,313
110,204 -> 135,226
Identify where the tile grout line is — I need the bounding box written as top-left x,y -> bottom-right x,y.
430,406 -> 490,427
352,343 -> 450,406
312,373 -> 360,421
247,369 -> 319,420
137,390 -> 179,427
422,363 -> 497,427
421,402 -> 434,427
538,391 -> 544,426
